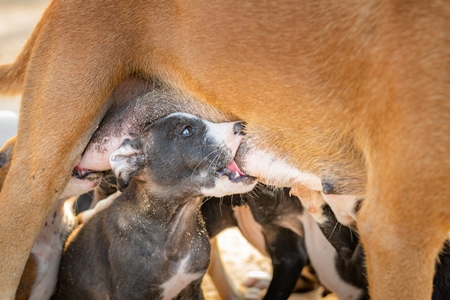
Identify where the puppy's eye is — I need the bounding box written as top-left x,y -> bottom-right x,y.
180,126 -> 194,137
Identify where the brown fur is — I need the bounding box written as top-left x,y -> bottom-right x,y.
0,1 -> 449,299
14,254 -> 39,300
0,138 -> 38,299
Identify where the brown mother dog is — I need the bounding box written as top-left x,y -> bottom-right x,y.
0,1 -> 449,299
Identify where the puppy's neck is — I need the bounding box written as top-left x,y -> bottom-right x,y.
121,179 -> 204,227
118,180 -> 207,259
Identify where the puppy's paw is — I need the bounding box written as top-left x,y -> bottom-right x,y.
241,271 -> 271,299
78,191 -> 121,223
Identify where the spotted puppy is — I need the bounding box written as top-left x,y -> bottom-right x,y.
292,184 -> 450,300
203,184 -> 366,300
54,113 -> 256,300
202,185 -> 316,300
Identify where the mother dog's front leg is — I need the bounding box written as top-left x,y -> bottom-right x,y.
0,85 -> 115,298
0,38 -> 125,300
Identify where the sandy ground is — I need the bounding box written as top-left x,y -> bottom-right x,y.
0,2 -> 338,299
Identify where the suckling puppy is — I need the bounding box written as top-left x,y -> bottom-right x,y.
54,113 -> 256,300
202,185 -> 314,300
202,184 -> 366,300
292,184 -> 450,300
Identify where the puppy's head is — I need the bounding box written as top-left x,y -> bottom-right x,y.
110,113 -> 256,197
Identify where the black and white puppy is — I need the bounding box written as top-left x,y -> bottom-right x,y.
53,112 -> 257,300
202,184 -> 314,300
203,184 -> 367,300
295,187 -> 450,300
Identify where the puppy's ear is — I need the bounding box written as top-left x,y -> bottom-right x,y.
110,139 -> 143,191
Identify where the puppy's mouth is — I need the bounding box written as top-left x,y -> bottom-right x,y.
72,166 -> 104,181
217,160 -> 255,183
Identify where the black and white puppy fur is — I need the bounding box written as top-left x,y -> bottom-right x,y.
53,113 -> 257,300
202,184 -> 315,300
202,184 -> 368,300
295,187 -> 450,300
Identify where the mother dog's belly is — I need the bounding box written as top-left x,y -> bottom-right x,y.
321,193 -> 361,226
78,135 -> 132,171
237,148 -> 322,191
238,147 -> 361,226
76,80 -> 230,172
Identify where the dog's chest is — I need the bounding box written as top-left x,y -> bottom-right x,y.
299,212 -> 364,300
145,202 -> 210,299
159,255 -> 205,300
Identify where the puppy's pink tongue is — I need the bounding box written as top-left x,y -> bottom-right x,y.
226,160 -> 246,176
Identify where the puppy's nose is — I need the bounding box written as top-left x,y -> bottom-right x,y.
233,122 -> 246,135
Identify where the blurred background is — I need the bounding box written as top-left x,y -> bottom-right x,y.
0,0 -> 49,113
0,0 -> 49,143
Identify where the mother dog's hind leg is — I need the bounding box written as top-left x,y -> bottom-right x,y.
0,75 -> 120,298
357,135 -> 450,300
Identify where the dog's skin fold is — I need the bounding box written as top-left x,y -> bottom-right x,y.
0,1 -> 449,299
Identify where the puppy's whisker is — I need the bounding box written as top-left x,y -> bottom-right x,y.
206,150 -> 223,174
249,193 -> 256,206
253,187 -> 262,197
74,199 -> 80,215
329,221 -> 339,239
202,196 -> 213,205
194,145 -> 218,148
239,193 -> 246,206
206,153 -> 220,173
191,149 -> 219,175
246,190 -> 258,204
350,228 -> 354,243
